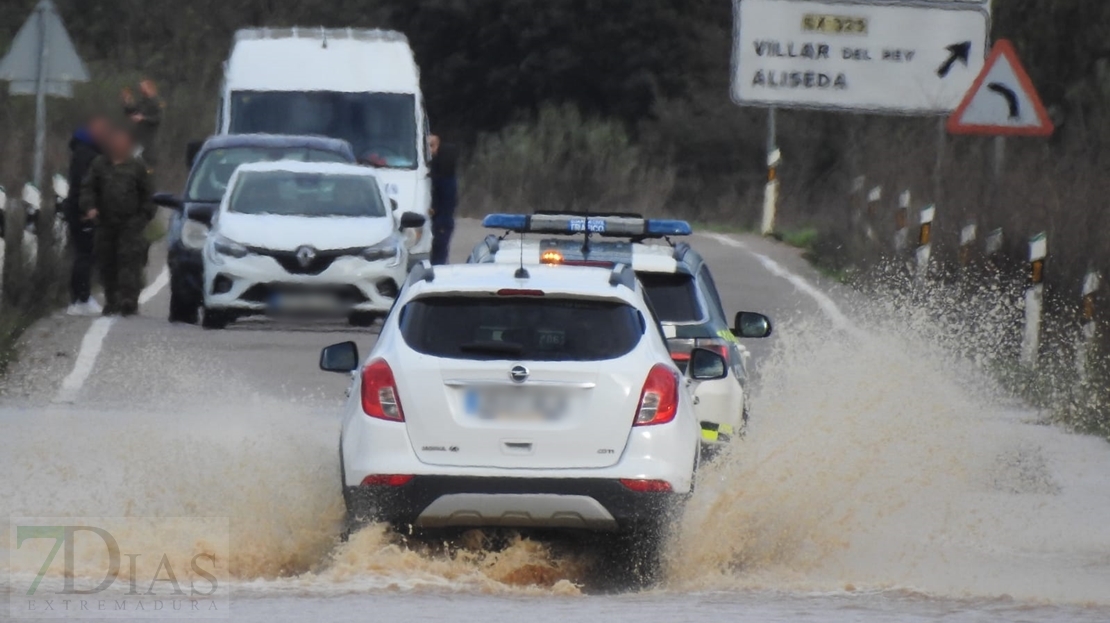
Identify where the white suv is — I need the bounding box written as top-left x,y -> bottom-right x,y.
320,262 -> 729,578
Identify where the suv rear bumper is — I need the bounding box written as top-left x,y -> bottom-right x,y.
344,476 -> 686,532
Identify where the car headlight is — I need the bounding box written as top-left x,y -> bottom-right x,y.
362,237 -> 401,266
181,220 -> 209,250
213,235 -> 248,259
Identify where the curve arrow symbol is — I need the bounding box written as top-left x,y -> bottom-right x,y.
987,82 -> 1020,118
937,42 -> 972,78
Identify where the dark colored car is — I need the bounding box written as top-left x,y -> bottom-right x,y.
153,135 -> 356,324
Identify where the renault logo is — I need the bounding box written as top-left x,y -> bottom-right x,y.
509,365 -> 530,384
295,246 -> 317,268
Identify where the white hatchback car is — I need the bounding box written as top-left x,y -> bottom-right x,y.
200,161 -> 425,329
319,262 -> 729,577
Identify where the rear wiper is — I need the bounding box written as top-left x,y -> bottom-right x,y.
458,341 -> 524,356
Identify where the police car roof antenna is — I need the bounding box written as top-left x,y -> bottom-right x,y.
514,229 -> 529,279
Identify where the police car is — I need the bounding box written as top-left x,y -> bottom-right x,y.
319,262 -> 728,579
468,213 -> 772,445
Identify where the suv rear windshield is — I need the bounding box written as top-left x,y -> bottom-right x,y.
637,272 -> 703,323
400,296 -> 644,361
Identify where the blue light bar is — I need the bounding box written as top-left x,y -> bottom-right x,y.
645,219 -> 693,236
481,212 -> 691,238
482,214 -> 529,231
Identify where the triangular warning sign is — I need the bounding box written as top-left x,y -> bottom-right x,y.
947,40 -> 1053,137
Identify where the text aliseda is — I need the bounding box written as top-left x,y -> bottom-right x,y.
748,26 -> 917,91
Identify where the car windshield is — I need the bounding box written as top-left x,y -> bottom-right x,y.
400,296 -> 644,361
229,91 -> 418,169
636,272 -> 703,323
228,171 -> 386,218
185,147 -> 350,202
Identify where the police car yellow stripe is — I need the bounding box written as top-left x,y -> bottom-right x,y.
700,422 -> 733,443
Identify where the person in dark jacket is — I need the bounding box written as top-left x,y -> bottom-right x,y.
64,114 -> 110,316
128,79 -> 164,168
428,135 -> 458,265
79,129 -> 156,317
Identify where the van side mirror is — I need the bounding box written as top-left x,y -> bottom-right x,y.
399,212 -> 426,230
320,341 -> 359,373
688,348 -> 728,381
733,312 -> 773,339
390,198 -> 399,212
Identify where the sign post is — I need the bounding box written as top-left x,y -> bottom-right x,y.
0,0 -> 89,190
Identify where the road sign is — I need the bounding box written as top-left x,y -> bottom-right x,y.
731,0 -> 990,115
0,0 -> 88,190
946,40 -> 1054,137
0,0 -> 88,96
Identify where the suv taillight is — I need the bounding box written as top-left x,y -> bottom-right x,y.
634,364 -> 679,426
361,359 -> 404,421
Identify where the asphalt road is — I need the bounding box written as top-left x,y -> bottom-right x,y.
0,217 -> 839,412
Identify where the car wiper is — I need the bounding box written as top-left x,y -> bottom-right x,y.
458,341 -> 524,356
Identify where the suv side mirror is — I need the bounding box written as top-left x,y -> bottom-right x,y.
320,341 -> 359,373
152,192 -> 184,211
399,211 -> 426,230
688,348 -> 728,381
733,312 -> 773,339
185,140 -> 203,169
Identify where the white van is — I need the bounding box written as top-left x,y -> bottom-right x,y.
219,28 -> 432,264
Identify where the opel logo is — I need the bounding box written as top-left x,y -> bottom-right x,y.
295,246 -> 317,268
509,365 -> 529,384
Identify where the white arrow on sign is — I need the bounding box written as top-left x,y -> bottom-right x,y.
947,40 -> 1054,136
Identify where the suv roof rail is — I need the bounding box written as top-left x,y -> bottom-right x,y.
406,260 -> 435,286
609,263 -> 636,289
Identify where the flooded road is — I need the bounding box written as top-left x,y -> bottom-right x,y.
3,223 -> 1110,621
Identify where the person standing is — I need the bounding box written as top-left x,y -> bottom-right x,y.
79,129 -> 156,317
428,135 -> 458,265
128,79 -> 164,168
63,114 -> 110,316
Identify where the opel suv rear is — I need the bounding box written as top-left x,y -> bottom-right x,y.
320,263 -> 727,579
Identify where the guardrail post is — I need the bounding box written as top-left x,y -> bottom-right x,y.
959,223 -> 977,269
915,204 -> 935,280
20,182 -> 41,264
761,147 -> 782,236
0,185 -> 6,298
865,185 -> 882,242
985,227 -> 1004,271
893,190 -> 910,253
1020,232 -> 1047,367
1077,270 -> 1100,384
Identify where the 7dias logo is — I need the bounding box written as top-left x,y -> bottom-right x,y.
9,517 -> 231,619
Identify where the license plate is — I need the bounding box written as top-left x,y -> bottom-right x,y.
269,292 -> 337,311
464,388 -> 569,421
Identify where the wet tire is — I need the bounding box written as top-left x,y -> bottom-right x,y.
201,308 -> 231,330
168,284 -> 200,325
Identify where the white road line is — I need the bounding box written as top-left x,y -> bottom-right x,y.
53,268 -> 170,404
702,233 -> 852,331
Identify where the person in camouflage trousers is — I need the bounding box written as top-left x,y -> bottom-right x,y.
79,128 -> 156,317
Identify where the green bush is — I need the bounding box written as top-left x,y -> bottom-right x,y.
461,105 -> 675,217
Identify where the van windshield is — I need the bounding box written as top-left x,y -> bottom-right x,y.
229,91 -> 418,169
